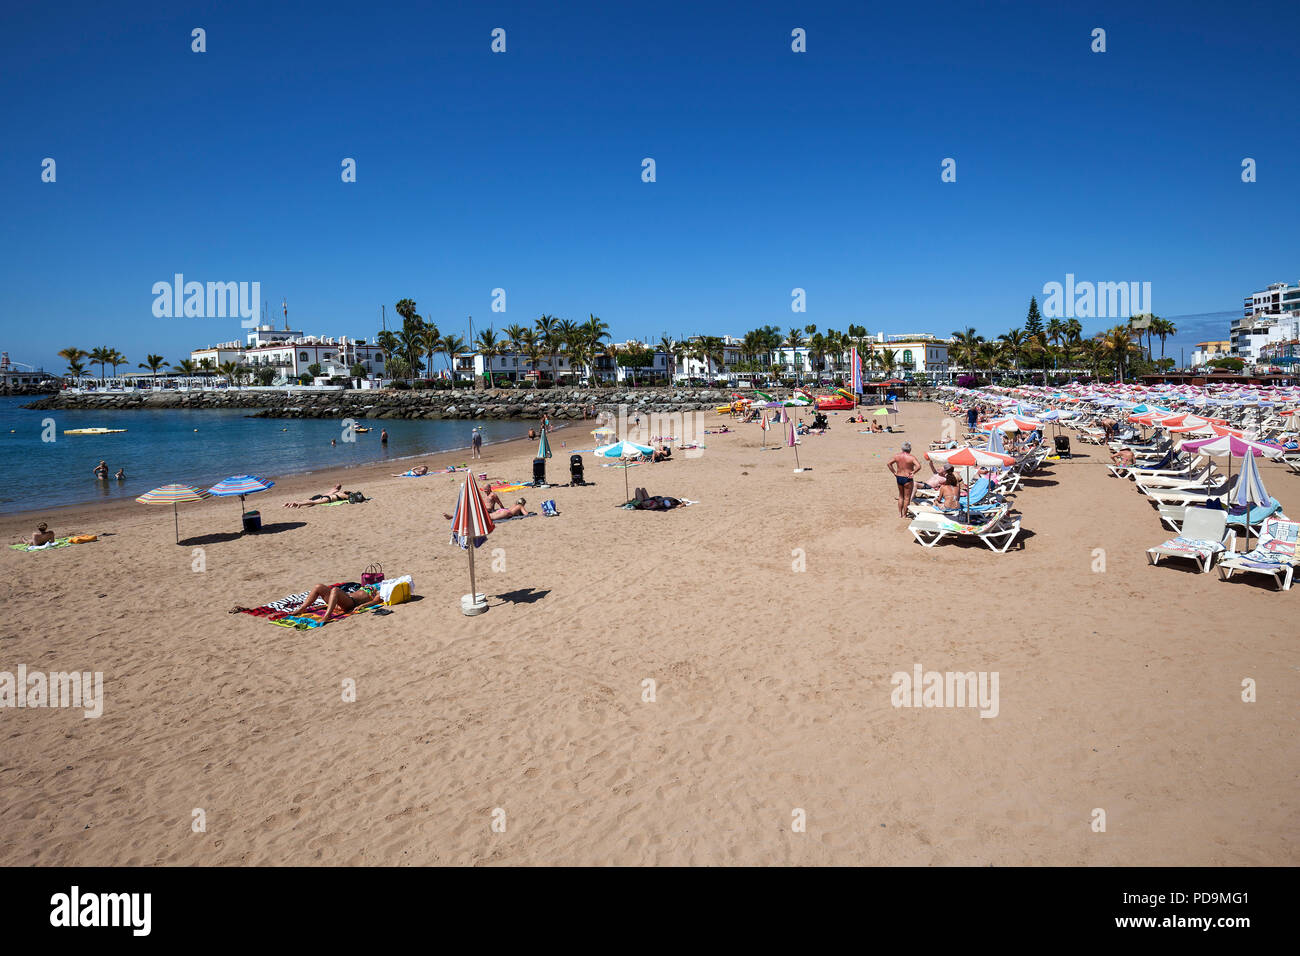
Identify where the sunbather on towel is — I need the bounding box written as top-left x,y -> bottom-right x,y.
394,465 -> 429,477
283,484 -> 351,507
652,445 -> 672,462
21,522 -> 55,547
287,582 -> 383,620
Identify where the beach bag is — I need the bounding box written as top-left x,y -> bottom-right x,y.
348,491 -> 366,504
379,574 -> 413,605
361,564 -> 385,586
541,499 -> 558,517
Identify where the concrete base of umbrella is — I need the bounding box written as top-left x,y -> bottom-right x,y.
461,592 -> 488,615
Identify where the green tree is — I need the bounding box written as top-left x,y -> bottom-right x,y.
475,328 -> 502,388
89,346 -> 112,385
1024,297 -> 1044,339
138,353 -> 166,386
440,333 -> 467,386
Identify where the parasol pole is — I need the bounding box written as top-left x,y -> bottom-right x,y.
467,534 -> 478,603
174,502 -> 180,545
624,462 -> 630,502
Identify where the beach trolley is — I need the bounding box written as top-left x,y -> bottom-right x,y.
1053,434 -> 1071,459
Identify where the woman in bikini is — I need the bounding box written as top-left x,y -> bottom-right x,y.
288,582 -> 384,620
283,484 -> 351,507
443,497 -> 526,521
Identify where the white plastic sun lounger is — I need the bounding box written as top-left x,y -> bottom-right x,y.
1146,507 -> 1234,573
1216,517 -> 1300,591
908,505 -> 1021,553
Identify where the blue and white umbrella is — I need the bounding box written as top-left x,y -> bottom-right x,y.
595,440 -> 655,502
208,474 -> 275,530
1231,448 -> 1274,550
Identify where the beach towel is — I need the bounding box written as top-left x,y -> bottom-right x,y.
1158,536 -> 1225,556
231,584 -> 347,618
320,495 -> 371,507
489,482 -> 529,493
9,537 -> 75,552
398,470 -> 431,477
495,511 -> 537,521
271,604 -> 377,629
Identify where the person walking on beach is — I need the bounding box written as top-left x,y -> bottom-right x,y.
471,428 -> 483,458
887,442 -> 921,518
93,460 -> 109,480
966,405 -> 978,433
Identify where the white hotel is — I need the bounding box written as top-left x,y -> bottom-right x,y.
191,325 -> 387,382
1231,280 -> 1300,364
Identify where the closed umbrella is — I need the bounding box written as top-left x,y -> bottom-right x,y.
136,483 -> 211,544
207,475 -> 275,532
1230,448 -> 1273,552
449,470 -> 495,615
537,430 -> 552,460
788,418 -> 804,472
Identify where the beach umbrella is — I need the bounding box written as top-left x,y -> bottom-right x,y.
207,475 -> 275,531
1230,447 -> 1273,552
135,483 -> 211,544
1180,433 -> 1285,486
449,470 -> 495,615
986,428 -> 1007,455
986,415 -> 1041,432
594,440 -> 654,501
760,412 -> 770,449
537,429 -> 552,460
788,418 -> 804,471
928,446 -> 1016,469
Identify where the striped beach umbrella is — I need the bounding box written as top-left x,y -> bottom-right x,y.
207,475 -> 275,531
595,440 -> 654,501
927,446 -> 1016,469
788,418 -> 803,471
136,483 -> 211,544
537,429 -> 552,460
449,470 -> 495,614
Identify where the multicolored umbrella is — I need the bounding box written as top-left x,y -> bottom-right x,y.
449,470 -> 495,614
135,483 -> 211,544
207,475 -> 275,531
537,430 -> 552,460
927,446 -> 1016,468
595,440 -> 654,502
788,418 -> 803,471
985,415 -> 1041,432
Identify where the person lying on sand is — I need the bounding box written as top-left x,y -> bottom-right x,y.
394,465 -> 429,476
283,484 -> 352,507
287,582 -> 384,620
1111,448 -> 1136,466
22,522 -> 55,547
443,497 -> 527,521
652,444 -> 672,462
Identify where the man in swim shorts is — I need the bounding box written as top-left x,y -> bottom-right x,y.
887,442 -> 921,518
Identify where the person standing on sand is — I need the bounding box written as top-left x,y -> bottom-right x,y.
471,428 -> 483,458
887,442 -> 921,518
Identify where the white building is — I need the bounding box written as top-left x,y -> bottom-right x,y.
872,335 -> 950,378
1243,280 -> 1300,319
0,353 -> 56,386
191,323 -> 387,382
1230,313 -> 1300,364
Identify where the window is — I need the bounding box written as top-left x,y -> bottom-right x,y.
903,350 -> 913,365
299,352 -> 309,362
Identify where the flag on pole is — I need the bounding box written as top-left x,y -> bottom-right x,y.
851,347 -> 862,394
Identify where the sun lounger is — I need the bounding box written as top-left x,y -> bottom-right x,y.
1134,464 -> 1217,492
908,504 -> 1021,553
1143,475 -> 1239,509
1146,507 -> 1235,573
1216,518 -> 1300,590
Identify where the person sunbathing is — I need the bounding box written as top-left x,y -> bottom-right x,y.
22,522 -> 55,546
870,420 -> 884,432
652,445 -> 672,462
394,465 -> 429,476
936,474 -> 962,509
287,582 -> 384,620
284,483 -> 351,507
443,497 -> 527,521
1111,448 -> 1136,466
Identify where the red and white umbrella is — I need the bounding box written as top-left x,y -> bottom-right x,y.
984,415 -> 1041,432
449,471 -> 495,614
927,446 -> 1016,468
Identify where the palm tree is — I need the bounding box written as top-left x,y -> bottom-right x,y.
475,328 -> 502,388
89,346 -> 112,385
1152,317 -> 1177,360
785,328 -> 806,384
1102,325 -> 1141,383
138,353 -> 166,386
418,323 -> 441,382
58,347 -> 88,377
170,359 -> 199,380
658,336 -> 677,385
878,348 -> 897,377
217,361 -> 240,386
535,314 -> 560,380
997,328 -> 1027,377
64,358 -> 87,382
440,333 -> 467,386
107,349 -> 128,381
517,329 -> 543,385
976,342 -> 1002,382
581,315 -> 611,382
948,328 -> 983,375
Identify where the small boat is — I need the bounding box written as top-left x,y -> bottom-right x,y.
63,427 -> 127,435
354,426 -> 371,433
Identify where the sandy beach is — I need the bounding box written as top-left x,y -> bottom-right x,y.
1,401 -> 1295,866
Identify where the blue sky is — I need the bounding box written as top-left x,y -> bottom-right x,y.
2,0 -> 1297,373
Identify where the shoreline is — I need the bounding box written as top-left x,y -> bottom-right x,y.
0,423 -> 573,533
